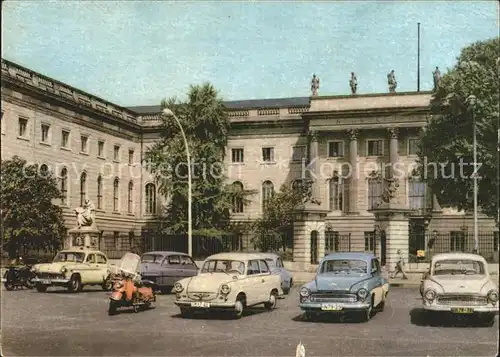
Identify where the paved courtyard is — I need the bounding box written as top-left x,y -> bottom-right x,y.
1,286 -> 498,356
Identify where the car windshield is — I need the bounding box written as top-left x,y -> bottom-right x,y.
53,252 -> 85,263
141,254 -> 164,263
320,259 -> 368,274
433,259 -> 485,276
201,259 -> 245,274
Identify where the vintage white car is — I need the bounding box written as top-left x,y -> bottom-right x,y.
31,247 -> 112,293
173,252 -> 283,319
420,252 -> 499,326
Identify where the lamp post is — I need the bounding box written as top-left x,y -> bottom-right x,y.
466,95 -> 478,254
162,108 -> 192,257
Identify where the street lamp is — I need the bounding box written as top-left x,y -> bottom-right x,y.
162,108 -> 193,257
466,95 -> 478,254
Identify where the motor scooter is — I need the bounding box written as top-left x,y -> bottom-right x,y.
108,253 -> 156,315
2,263 -> 35,290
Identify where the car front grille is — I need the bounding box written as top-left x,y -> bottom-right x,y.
437,295 -> 487,306
187,292 -> 218,301
310,292 -> 358,303
37,272 -> 64,280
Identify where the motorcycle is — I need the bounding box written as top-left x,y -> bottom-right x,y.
108,252 -> 156,316
2,265 -> 36,290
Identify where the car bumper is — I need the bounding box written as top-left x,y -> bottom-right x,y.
175,300 -> 236,310
32,277 -> 70,285
423,303 -> 499,313
300,301 -> 371,312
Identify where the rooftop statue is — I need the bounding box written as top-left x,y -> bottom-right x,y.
387,70 -> 397,93
349,72 -> 358,95
74,199 -> 96,228
310,74 -> 320,96
432,66 -> 441,91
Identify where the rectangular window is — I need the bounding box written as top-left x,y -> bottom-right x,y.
98,141 -> 105,157
80,135 -> 88,153
113,145 -> 120,161
231,148 -> 244,163
262,147 -> 274,162
325,231 -> 339,252
128,150 -> 134,164
61,130 -> 69,148
292,145 -> 306,161
367,140 -> 383,156
450,231 -> 465,251
408,179 -> 427,211
368,179 -> 382,210
113,231 -> 120,249
329,178 -> 343,211
408,138 -> 419,156
364,231 -> 375,251
494,232 -> 499,252
41,124 -> 50,143
328,141 -> 344,157
18,117 -> 28,137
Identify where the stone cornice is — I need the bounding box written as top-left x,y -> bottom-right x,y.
303,106 -> 430,119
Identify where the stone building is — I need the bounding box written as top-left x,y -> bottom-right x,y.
1,58 -> 498,268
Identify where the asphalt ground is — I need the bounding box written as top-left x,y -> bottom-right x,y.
1,286 -> 498,357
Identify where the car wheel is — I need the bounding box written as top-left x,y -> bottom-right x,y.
264,290 -> 277,311
102,279 -> 113,291
361,296 -> 374,322
4,282 -> 14,291
378,292 -> 388,312
133,305 -> 140,313
35,284 -> 47,293
180,308 -> 193,318
481,313 -> 495,327
108,301 -> 118,316
234,296 -> 245,319
68,275 -> 82,293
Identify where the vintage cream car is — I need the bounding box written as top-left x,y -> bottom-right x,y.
420,252 -> 498,326
31,247 -> 112,293
173,252 -> 283,318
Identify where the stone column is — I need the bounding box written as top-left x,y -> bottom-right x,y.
387,128 -> 399,178
385,213 -> 410,270
317,229 -> 325,261
306,131 -> 320,200
292,216 -> 310,271
347,129 -> 359,214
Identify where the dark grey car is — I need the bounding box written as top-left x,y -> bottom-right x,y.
140,251 -> 198,293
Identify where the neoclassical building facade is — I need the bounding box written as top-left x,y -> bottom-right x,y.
1,58 -> 497,268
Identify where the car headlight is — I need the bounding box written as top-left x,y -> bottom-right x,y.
357,288 -> 369,300
174,282 -> 183,293
60,267 -> 67,274
220,284 -> 230,294
487,289 -> 499,303
424,289 -> 436,301
299,287 -> 311,297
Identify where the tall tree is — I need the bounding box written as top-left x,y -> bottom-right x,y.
147,83 -> 255,238
416,37 -> 499,224
1,156 -> 67,258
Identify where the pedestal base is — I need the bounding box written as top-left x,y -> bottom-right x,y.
67,226 -> 101,250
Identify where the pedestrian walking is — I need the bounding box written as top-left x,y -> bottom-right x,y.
391,249 -> 408,279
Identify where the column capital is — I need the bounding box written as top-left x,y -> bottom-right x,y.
346,129 -> 359,140
387,127 -> 399,139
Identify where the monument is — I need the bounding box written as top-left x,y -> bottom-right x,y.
66,199 -> 100,249
310,74 -> 320,96
432,66 -> 441,91
349,72 -> 358,94
387,70 -> 397,92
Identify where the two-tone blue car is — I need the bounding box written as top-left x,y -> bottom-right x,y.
298,252 -> 389,322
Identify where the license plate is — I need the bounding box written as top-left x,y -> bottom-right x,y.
190,302 -> 210,308
41,280 -> 51,284
321,303 -> 342,311
451,307 -> 474,314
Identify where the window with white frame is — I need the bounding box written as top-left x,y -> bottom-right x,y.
325,231 -> 339,252
367,177 -> 382,210
80,135 -> 88,153
367,140 -> 383,156
231,148 -> 244,163
18,117 -> 28,137
232,181 -> 244,213
408,138 -> 419,156
145,183 -> 156,214
113,145 -> 120,161
262,147 -> 274,162
408,178 -> 427,211
329,176 -> 343,211
128,150 -> 134,165
41,124 -> 50,143
61,130 -> 69,148
328,141 -> 344,157
364,231 -> 375,251
98,141 -> 105,157
262,180 -> 274,211
292,145 -> 306,161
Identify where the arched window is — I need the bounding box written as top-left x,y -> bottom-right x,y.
60,168 -> 68,205
232,181 -> 244,213
329,174 -> 343,211
145,183 -> 156,214
262,180 -> 274,211
128,181 -> 134,213
368,176 -> 382,210
39,164 -> 49,178
80,172 -> 87,206
291,179 -> 303,193
97,175 -> 103,209
113,178 -> 119,211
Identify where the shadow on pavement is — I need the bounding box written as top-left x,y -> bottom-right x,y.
409,308 -> 495,328
171,307 -> 272,320
291,312 -> 377,324
108,305 -> 157,316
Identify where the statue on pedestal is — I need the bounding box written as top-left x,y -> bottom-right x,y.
432,66 -> 441,91
387,70 -> 397,92
74,199 -> 96,228
349,72 -> 358,94
310,74 -> 320,96
380,178 -> 399,204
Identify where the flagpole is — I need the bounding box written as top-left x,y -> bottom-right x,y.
417,22 -> 421,92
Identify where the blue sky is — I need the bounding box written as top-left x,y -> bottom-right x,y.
2,1 -> 498,106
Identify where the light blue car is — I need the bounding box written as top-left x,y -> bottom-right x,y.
260,253 -> 293,295
298,252 -> 389,321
